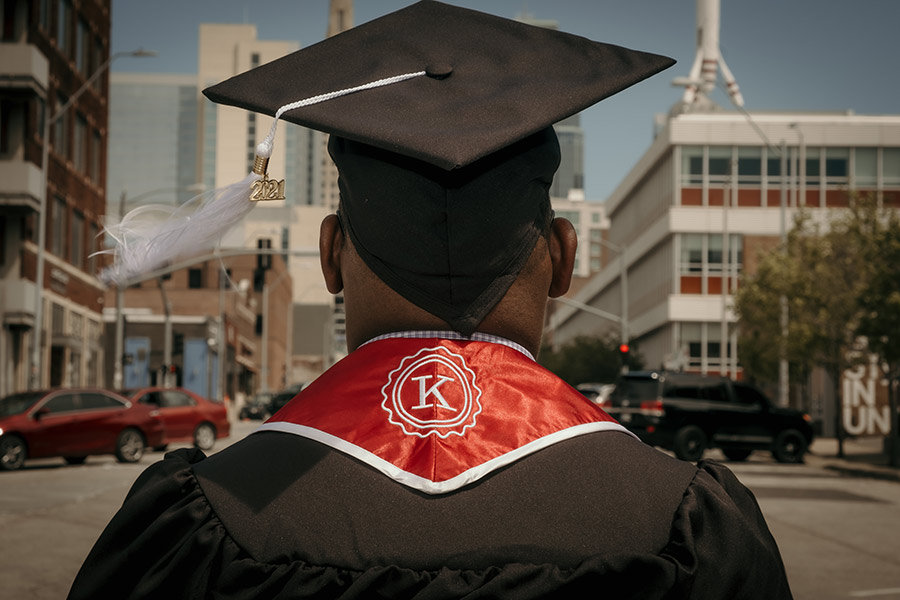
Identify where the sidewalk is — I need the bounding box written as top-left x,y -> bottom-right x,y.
805,436 -> 900,483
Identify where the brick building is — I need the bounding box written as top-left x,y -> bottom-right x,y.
1,0 -> 111,396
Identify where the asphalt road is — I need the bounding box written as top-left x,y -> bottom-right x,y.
1,422 -> 898,599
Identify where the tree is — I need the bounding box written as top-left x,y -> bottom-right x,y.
735,207 -> 870,457
539,334 -> 644,387
854,196 -> 900,466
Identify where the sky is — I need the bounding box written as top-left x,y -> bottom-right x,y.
110,0 -> 900,202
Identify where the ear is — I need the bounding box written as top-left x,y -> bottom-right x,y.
319,214 -> 344,294
547,217 -> 577,298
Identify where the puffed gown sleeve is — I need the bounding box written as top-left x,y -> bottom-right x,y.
658,459 -> 794,600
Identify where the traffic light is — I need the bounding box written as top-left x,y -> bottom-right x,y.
618,343 -> 630,372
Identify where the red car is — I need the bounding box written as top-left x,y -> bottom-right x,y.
122,387 -> 230,451
0,388 -> 164,471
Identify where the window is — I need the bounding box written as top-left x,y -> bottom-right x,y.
51,196 -> 66,256
825,148 -> 849,181
188,268 -> 204,288
160,391 -> 195,408
39,0 -> 51,31
804,147 -> 821,185
76,17 -> 89,73
51,303 -> 64,335
884,148 -> 900,187
732,382 -> 768,406
680,234 -> 703,273
0,98 -> 23,155
74,113 -> 87,173
43,393 -> 77,413
737,147 -> 761,184
855,148 -> 877,187
70,210 -> 84,268
57,0 -> 73,57
90,129 -> 102,183
682,146 -> 703,185
91,36 -> 104,92
707,235 -> 723,272
53,93 -> 68,158
708,147 -> 731,181
80,392 -> 124,410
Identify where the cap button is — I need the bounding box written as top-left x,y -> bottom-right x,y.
425,63 -> 453,79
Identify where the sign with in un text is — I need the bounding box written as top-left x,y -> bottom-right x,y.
842,358 -> 892,436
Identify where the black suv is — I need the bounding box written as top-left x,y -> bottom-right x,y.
606,371 -> 814,463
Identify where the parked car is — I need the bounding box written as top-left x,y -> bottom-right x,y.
0,388 -> 164,471
605,371 -> 814,463
121,387 -> 230,451
239,392 -> 273,421
576,382 -> 616,406
268,383 -> 307,414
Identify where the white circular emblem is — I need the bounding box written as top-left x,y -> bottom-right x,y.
381,346 -> 483,438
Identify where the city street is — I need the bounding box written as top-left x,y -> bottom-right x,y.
1,422 -> 898,599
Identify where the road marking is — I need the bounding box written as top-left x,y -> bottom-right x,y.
850,588 -> 900,597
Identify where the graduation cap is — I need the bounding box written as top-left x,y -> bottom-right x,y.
104,0 -> 674,334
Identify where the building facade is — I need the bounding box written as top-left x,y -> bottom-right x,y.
1,0 -> 111,396
548,110 -> 900,413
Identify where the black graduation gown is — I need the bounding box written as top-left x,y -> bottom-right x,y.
68,429 -> 793,599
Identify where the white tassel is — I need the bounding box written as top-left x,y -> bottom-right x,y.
98,171 -> 262,286
98,70 -> 427,287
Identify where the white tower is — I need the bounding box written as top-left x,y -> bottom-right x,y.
676,0 -> 744,112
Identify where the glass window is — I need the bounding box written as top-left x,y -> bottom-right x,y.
188,268 -> 204,288
80,392 -> 124,410
53,93 -> 68,157
730,234 -> 743,271
43,393 -> 77,413
737,147 -> 761,184
884,148 -> 900,186
732,382 -> 768,406
708,147 -> 732,180
76,17 -> 89,73
91,36 -> 104,92
682,146 -> 703,184
805,147 -> 821,184
51,303 -> 64,335
681,234 -> 703,273
51,196 -> 66,256
161,391 -> 194,408
707,235 -> 723,272
681,322 -> 702,368
74,114 -> 86,173
57,0 -> 72,56
825,148 -> 849,179
855,148 -> 877,187
70,210 -> 84,268
39,0 -> 51,31
91,129 -> 102,183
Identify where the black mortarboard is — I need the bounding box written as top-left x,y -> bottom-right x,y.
203,0 -> 674,334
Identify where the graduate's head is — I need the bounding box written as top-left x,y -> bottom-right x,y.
202,0 -> 675,345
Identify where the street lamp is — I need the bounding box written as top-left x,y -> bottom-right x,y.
29,48 -> 156,390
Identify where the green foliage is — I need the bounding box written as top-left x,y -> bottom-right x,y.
855,198 -> 900,374
735,193 -> 899,428
538,334 -> 644,386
